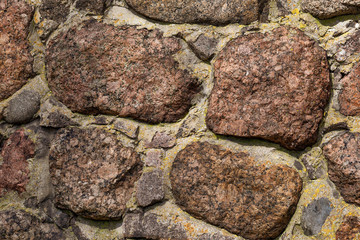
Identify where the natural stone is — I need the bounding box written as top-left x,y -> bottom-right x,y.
188,34 -> 219,61
300,147 -> 326,180
206,26 -> 330,150
336,216 -> 360,240
146,131 -> 176,149
4,90 -> 40,124
170,141 -> 303,240
125,0 -> 268,25
46,20 -> 199,124
335,30 -> 360,64
49,127 -> 143,220
323,132 -> 360,206
302,0 -> 360,19
136,170 -> 164,207
144,149 -> 164,167
339,63 -> 360,116
0,209 -> 64,239
76,0 -> 109,14
301,198 -> 333,236
0,129 -> 35,197
113,118 -> 139,139
0,0 -> 34,101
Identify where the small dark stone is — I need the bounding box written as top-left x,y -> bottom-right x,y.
76,0 -> 109,14
136,170 -> 164,207
188,34 -> 218,61
294,160 -> 304,171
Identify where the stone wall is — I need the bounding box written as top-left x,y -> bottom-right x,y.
1,0 -> 360,239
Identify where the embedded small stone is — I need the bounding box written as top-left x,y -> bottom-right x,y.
339,63 -> 360,116
336,216 -> 360,240
144,149 -> 164,167
46,20 -> 199,124
146,131 -> 176,149
49,127 -> 143,220
170,141 -> 302,240
206,26 -> 330,150
335,30 -> 360,64
0,0 -> 34,101
113,118 -> 139,139
301,198 -> 333,236
0,129 -> 35,197
125,0 -> 266,25
76,0 -> 108,14
188,34 -> 219,61
302,0 -> 360,19
323,132 -> 360,206
136,170 -> 164,207
4,90 -> 40,124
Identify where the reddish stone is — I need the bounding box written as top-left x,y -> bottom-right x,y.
336,216 -> 360,240
0,129 -> 35,196
170,141 -> 302,240
145,131 -> 176,149
323,132 -> 360,206
206,27 -> 330,150
302,0 -> 360,19
49,127 -> 143,220
46,20 -> 199,124
339,63 -> 360,116
0,0 -> 34,100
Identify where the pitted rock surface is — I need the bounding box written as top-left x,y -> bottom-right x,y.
302,0 -> 360,19
339,63 -> 360,116
336,216 -> 360,240
170,141 -> 303,240
0,129 -> 35,197
125,0 -> 266,25
206,27 -> 330,150
40,0 -> 71,23
46,20 -> 199,124
323,132 -> 360,206
335,30 -> 360,64
76,0 -> 107,14
0,0 -> 34,101
49,127 -> 143,220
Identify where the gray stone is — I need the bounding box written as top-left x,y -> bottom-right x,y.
4,90 -> 40,124
136,170 -> 164,207
146,131 -> 176,149
301,198 -> 333,236
302,0 -> 360,19
113,118 -> 139,139
188,34 -> 218,61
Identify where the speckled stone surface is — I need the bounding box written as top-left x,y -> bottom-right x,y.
46,20 -> 199,124
335,30 -> 360,64
0,129 -> 35,197
336,216 -> 360,240
76,0 -> 107,14
206,26 -> 330,150
125,0 -> 265,25
339,63 -> 360,116
49,127 -> 143,220
170,141 -> 302,240
39,0 -> 71,23
323,132 -> 360,206
302,0 -> 360,19
0,0 -> 34,101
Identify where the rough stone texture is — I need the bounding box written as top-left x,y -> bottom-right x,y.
0,209 -> 64,240
136,170 -> 164,207
188,34 -> 219,61
170,141 -> 303,240
0,0 -> 34,101
206,27 -> 330,150
4,90 -> 40,124
49,127 -> 143,220
46,20 -> 199,124
336,216 -> 360,240
125,0 -> 268,25
113,118 -> 139,139
335,30 -> 360,64
302,0 -> 360,19
76,0 -> 108,14
323,132 -> 360,206
40,0 -> 71,23
144,149 -> 164,167
145,131 -> 176,149
300,148 -> 326,180
339,63 -> 360,116
0,129 -> 35,197
301,198 -> 333,236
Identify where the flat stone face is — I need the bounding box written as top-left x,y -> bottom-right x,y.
206,27 -> 330,150
302,0 -> 360,19
49,127 -> 143,220
125,0 -> 262,25
170,141 -> 303,240
323,132 -> 360,206
336,216 -> 360,240
339,63 -> 360,116
46,20 -> 199,124
136,170 -> 164,207
0,0 -> 34,101
0,129 -> 35,197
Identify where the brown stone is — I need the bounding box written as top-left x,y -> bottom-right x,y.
136,170 -> 164,207
170,141 -> 303,240
49,127 -> 143,220
145,131 -> 176,149
302,0 -> 360,19
339,63 -> 360,116
0,0 -> 34,101
206,27 -> 330,150
46,20 -> 199,124
323,132 -> 360,206
335,30 -> 360,64
336,216 -> 360,240
188,34 -> 219,61
125,0 -> 268,25
39,0 -> 71,23
0,129 -> 35,197
76,0 -> 108,14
